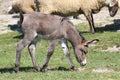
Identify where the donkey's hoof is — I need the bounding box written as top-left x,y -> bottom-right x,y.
14,67 -> 19,73
70,66 -> 75,70
34,67 -> 41,72
40,69 -> 45,72
70,66 -> 77,71
40,68 -> 48,72
40,66 -> 52,72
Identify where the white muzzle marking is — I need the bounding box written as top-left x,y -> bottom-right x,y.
81,59 -> 86,65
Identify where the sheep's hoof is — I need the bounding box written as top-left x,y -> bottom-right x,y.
91,30 -> 96,34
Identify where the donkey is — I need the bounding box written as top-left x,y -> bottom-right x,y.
15,12 -> 99,72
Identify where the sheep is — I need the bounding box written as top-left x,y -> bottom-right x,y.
8,0 -> 119,33
8,0 -> 35,14
14,12 -> 99,72
118,0 -> 120,7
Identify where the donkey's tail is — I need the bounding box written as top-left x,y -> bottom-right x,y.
19,12 -> 24,25
17,12 -> 24,33
17,12 -> 24,27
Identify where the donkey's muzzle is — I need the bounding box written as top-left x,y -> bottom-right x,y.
80,59 -> 86,66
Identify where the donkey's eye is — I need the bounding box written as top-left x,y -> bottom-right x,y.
84,45 -> 88,47
80,49 -> 86,54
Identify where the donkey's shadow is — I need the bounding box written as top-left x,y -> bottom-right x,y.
0,67 -> 35,73
0,66 -> 70,73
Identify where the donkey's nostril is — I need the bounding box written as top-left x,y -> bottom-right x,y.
80,63 -> 86,66
80,59 -> 86,66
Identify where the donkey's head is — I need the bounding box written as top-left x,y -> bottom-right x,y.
108,0 -> 119,17
74,39 -> 99,66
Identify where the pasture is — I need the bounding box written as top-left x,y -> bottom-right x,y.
0,22 -> 120,80
0,0 -> 120,79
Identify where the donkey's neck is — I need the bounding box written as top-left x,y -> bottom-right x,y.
66,28 -> 83,47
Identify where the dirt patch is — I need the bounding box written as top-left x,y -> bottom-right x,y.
78,67 -> 120,73
101,45 -> 120,52
0,0 -> 11,14
92,68 -> 114,73
0,14 -> 20,34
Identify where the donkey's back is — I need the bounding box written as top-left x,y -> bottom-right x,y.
22,12 -> 75,40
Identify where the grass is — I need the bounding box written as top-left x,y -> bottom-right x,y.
0,23 -> 120,80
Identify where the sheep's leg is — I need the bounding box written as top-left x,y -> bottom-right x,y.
41,40 -> 57,71
84,13 -> 95,33
15,35 -> 33,72
28,37 -> 41,71
73,14 -> 80,19
34,0 -> 40,12
59,39 -> 75,70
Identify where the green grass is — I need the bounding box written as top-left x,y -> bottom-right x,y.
0,23 -> 120,80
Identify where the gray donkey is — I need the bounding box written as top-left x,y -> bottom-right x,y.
15,12 -> 99,72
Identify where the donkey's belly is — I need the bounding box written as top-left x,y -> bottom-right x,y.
37,31 -> 63,40
37,34 -> 51,40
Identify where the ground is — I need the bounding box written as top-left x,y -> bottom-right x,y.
0,0 -> 120,77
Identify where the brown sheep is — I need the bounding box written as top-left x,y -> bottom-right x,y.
118,0 -> 120,7
8,0 -> 35,14
8,0 -> 119,33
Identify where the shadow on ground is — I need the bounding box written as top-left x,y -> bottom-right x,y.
0,67 -> 34,73
96,19 -> 120,32
8,24 -> 22,32
6,14 -> 23,33
79,19 -> 120,33
0,66 -> 70,73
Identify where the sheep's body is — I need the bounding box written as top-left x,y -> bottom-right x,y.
118,0 -> 120,7
9,0 -> 104,15
39,0 -> 100,14
39,0 -> 81,16
8,0 -> 118,33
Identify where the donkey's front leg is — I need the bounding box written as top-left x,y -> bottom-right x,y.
41,40 -> 57,71
59,39 -> 75,70
28,40 -> 41,71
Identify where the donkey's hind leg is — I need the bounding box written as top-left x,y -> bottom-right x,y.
28,36 -> 41,71
14,33 -> 36,72
59,39 -> 75,70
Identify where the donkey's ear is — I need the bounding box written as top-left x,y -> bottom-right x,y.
86,39 -> 99,46
109,0 -> 118,7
